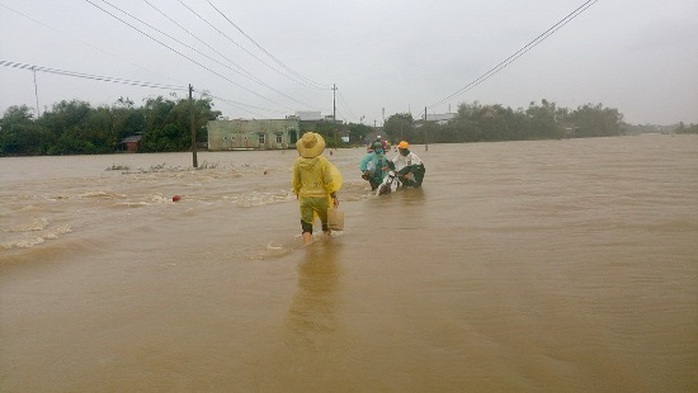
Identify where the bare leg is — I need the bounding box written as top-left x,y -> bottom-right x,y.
302,232 -> 313,245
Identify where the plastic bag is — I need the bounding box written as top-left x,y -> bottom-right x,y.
327,207 -> 344,231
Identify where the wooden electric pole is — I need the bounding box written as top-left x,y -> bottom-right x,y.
424,106 -> 428,151
189,84 -> 198,168
332,83 -> 337,149
32,66 -> 40,117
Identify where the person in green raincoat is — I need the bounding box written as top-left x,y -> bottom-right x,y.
359,142 -> 389,190
292,132 -> 343,245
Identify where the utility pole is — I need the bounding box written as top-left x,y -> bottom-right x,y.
32,66 -> 40,117
332,83 -> 337,149
424,106 -> 428,151
189,84 -> 198,168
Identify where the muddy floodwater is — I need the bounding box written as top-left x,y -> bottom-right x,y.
1,135 -> 697,392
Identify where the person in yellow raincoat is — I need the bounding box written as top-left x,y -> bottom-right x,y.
292,132 -> 343,245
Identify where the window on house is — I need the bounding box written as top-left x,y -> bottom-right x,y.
258,133 -> 266,144
275,133 -> 283,144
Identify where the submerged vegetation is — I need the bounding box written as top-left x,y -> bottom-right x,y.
106,164 -> 130,171
105,161 -> 218,173
0,96 -> 693,157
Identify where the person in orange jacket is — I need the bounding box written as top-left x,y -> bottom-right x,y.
390,141 -> 425,187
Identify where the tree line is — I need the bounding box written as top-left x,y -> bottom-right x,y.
381,100 -> 626,145
674,122 -> 698,134
0,96 -> 219,156
1,96 -> 694,157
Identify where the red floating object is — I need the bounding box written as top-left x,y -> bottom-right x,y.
172,195 -> 181,202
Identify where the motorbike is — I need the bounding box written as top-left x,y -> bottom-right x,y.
377,170 -> 403,196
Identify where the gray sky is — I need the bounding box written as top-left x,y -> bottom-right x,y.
1,0 -> 697,126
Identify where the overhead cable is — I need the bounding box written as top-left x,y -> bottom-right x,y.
139,0 -> 321,111
337,91 -> 359,120
205,92 -> 288,118
86,0 -> 296,112
0,60 -> 188,91
0,2 -> 175,83
2,59 -> 288,118
142,0 -> 258,82
428,0 -> 600,109
207,0 -> 330,90
94,0 -> 320,112
176,0 -> 328,96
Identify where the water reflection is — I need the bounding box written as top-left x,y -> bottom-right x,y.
398,186 -> 426,204
285,240 -> 342,350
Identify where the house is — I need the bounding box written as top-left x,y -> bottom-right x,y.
117,135 -> 142,153
207,119 -> 300,151
293,111 -> 323,121
415,113 -> 456,127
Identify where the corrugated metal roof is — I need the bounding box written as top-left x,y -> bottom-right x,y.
119,135 -> 142,143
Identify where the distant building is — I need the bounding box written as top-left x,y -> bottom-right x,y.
117,135 -> 142,153
294,111 -> 323,121
414,113 -> 456,127
207,119 -> 300,151
428,113 -> 456,125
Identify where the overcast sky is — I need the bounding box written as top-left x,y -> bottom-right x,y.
1,0 -> 697,125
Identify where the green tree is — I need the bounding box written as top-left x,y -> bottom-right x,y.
524,99 -> 565,140
140,95 -> 220,152
675,122 -> 698,134
299,121 -> 341,148
467,103 -> 516,142
451,102 -> 488,142
38,100 -> 94,155
383,113 -> 415,144
140,97 -> 175,152
192,95 -> 222,145
83,106 -> 115,154
346,122 -> 373,145
0,105 -> 47,155
111,97 -> 146,142
569,103 -> 624,137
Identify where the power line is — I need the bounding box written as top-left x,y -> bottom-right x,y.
142,0 -> 257,82
2,59 -> 288,118
428,0 -> 600,109
337,90 -> 358,120
175,0 -> 329,97
140,0 -> 322,112
3,1 -> 324,117
175,0 -> 298,85
206,0 -> 330,90
205,93 -> 287,118
0,2 -> 178,84
94,0 -> 319,111
85,0 -> 297,112
0,60 -> 189,90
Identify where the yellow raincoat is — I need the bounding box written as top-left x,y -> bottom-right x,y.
292,155 -> 343,226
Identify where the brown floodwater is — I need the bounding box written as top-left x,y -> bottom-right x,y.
1,135 -> 697,392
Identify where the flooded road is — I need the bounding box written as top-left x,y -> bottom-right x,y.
1,135 -> 697,392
